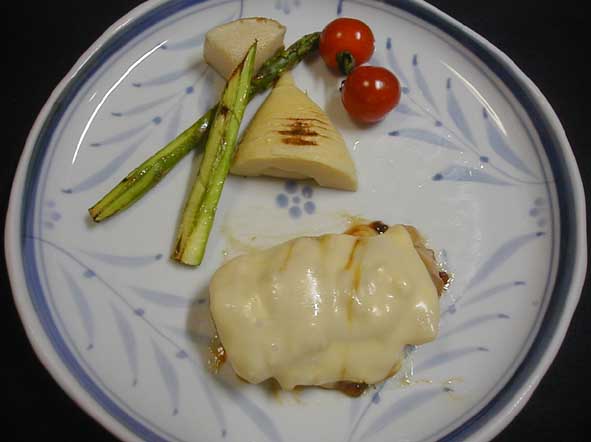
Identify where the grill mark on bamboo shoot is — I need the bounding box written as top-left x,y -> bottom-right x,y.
281,137 -> 318,145
278,118 -> 324,146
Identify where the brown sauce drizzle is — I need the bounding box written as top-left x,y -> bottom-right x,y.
208,335 -> 226,373
353,265 -> 362,292
345,238 -> 361,269
344,224 -> 375,237
369,220 -> 389,234
280,241 -> 295,271
345,220 -> 389,236
333,381 -> 369,398
345,221 -> 450,296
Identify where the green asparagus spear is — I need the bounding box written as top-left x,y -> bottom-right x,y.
88,109 -> 214,221
173,51 -> 244,259
174,43 -> 256,265
88,32 -> 320,222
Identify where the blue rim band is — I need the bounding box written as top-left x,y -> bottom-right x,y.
390,2 -> 576,441
17,0 -> 579,441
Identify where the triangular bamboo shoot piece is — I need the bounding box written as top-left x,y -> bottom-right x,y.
231,74 -> 358,191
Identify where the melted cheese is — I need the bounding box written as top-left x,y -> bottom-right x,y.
209,225 -> 439,390
230,73 -> 358,191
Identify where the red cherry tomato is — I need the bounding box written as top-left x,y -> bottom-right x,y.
320,18 -> 375,73
341,66 -> 401,123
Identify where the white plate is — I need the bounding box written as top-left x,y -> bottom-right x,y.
5,0 -> 587,441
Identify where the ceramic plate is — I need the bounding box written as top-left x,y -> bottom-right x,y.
6,0 -> 587,441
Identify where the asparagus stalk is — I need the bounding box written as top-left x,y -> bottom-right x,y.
88,109 -> 214,221
88,32 -> 320,222
173,43 -> 256,265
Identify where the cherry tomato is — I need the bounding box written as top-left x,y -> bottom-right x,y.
341,66 -> 401,123
320,18 -> 375,74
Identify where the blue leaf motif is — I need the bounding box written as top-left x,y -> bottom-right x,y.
131,286 -> 194,308
466,232 -> 544,289
414,346 -> 489,373
386,37 -> 410,90
81,250 -> 163,267
189,363 -> 228,438
369,53 -> 382,67
439,313 -> 510,339
152,340 -> 181,415
164,101 -> 184,144
348,347 -> 415,441
63,134 -> 150,194
217,378 -> 283,442
200,70 -> 225,110
274,0 -> 300,13
483,108 -> 537,178
432,165 -> 512,186
61,267 -> 95,350
349,397 -> 362,428
110,304 -> 139,386
462,281 -> 526,308
446,78 -> 476,145
348,382 -> 387,442
111,92 -> 178,117
357,389 -> 441,441
133,67 -> 193,88
390,128 -> 462,151
440,302 -> 457,317
412,54 -> 439,113
90,121 -> 152,147
394,102 -> 421,117
166,326 -> 210,345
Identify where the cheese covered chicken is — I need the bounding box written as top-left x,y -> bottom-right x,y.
209,224 -> 446,393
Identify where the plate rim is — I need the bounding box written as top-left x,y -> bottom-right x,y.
5,1 -> 587,441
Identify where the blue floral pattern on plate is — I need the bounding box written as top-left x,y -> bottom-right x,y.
7,1 -> 581,442
275,180 -> 316,218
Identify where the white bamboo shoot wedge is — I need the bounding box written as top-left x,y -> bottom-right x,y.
203,17 -> 286,79
230,73 -> 358,191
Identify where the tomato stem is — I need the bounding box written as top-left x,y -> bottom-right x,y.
336,51 -> 356,75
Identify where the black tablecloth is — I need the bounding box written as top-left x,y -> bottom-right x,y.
3,1 -> 589,441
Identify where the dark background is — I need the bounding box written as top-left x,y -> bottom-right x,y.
2,1 -> 589,441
